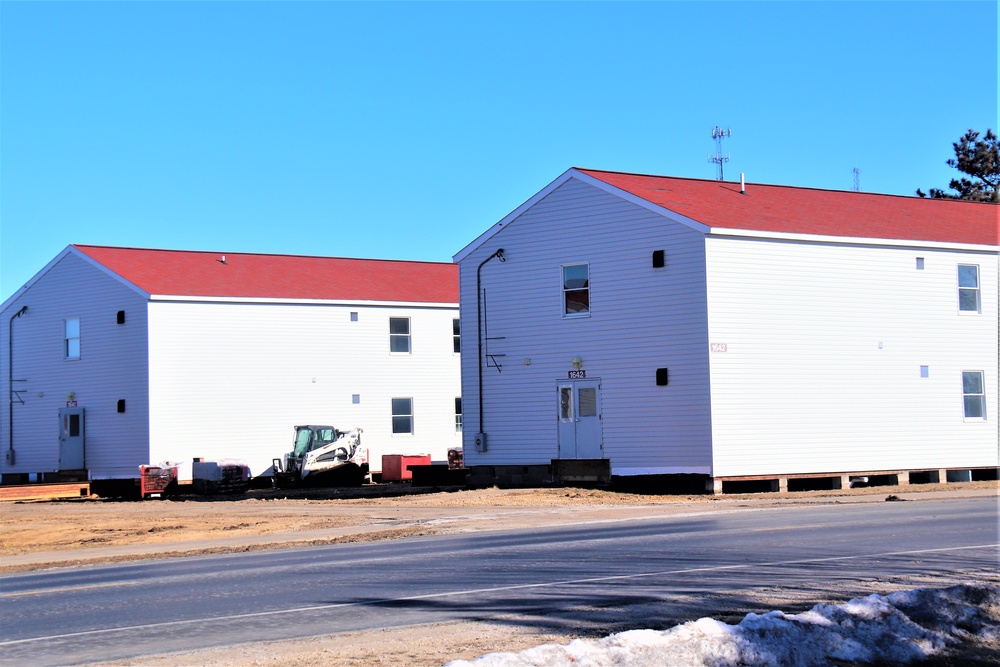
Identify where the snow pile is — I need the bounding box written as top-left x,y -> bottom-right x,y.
445,584 -> 1000,667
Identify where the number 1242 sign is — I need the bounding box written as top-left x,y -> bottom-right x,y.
710,343 -> 728,353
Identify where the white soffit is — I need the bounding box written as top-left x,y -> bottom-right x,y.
707,228 -> 1000,252
147,295 -> 459,309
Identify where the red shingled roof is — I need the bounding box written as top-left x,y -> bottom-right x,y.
72,246 -> 458,303
576,169 -> 999,246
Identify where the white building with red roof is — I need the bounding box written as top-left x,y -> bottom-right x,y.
1,246 -> 461,491
454,168 -> 998,492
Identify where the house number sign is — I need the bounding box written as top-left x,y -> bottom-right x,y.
710,343 -> 728,353
568,370 -> 586,379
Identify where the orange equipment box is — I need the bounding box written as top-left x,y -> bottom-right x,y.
381,454 -> 431,482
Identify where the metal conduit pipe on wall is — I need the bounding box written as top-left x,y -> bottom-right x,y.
475,249 -> 504,452
7,305 -> 28,465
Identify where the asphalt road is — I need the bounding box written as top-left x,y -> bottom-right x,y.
1,496 -> 997,666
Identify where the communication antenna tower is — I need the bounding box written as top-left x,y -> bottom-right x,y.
708,126 -> 731,181
852,167 -> 861,192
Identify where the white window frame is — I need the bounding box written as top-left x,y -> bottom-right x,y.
392,397 -> 414,434
453,318 -> 461,354
962,371 -> 987,420
958,264 -> 980,313
454,397 -> 463,432
389,317 -> 411,354
64,318 -> 81,360
561,263 -> 590,318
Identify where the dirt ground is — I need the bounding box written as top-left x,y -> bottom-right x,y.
2,481 -> 998,666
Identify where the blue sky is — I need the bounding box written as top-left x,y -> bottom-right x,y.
2,1 -> 997,302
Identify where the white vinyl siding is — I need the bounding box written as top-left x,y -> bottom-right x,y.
148,301 -> 460,479
0,252 -> 149,480
706,238 -> 999,476
459,177 -> 713,474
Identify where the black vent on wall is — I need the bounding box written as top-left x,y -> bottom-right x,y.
652,250 -> 665,268
656,368 -> 669,386
117,310 -> 126,324
117,399 -> 126,413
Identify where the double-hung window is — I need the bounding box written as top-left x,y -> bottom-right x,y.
962,372 -> 986,419
562,263 -> 590,316
452,319 -> 461,354
389,317 -> 411,353
392,398 -> 414,434
64,318 -> 81,360
958,265 -> 980,312
454,397 -> 463,432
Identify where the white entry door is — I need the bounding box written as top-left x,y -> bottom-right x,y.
557,380 -> 603,459
58,407 -> 86,470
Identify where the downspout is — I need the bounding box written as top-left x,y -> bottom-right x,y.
7,305 -> 27,465
475,249 -> 505,451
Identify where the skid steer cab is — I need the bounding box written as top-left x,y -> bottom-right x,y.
272,425 -> 368,488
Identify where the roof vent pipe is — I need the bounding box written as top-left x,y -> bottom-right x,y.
740,173 -> 746,194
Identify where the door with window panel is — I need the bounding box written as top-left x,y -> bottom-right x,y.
58,407 -> 85,470
557,380 -> 603,459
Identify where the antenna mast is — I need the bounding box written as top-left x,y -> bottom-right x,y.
708,126 -> 731,181
852,167 -> 861,192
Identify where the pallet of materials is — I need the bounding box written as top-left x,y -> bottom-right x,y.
192,459 -> 251,495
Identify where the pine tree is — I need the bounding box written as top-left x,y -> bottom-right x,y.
917,129 -> 999,202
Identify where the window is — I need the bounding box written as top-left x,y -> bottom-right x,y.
350,312 -> 359,322
62,413 -> 81,438
578,387 -> 597,417
389,317 -> 411,353
64,318 -> 80,359
562,263 -> 590,316
454,397 -> 463,432
392,398 -> 413,434
453,319 -> 461,354
962,372 -> 986,419
560,387 -> 573,420
352,394 -> 361,404
958,265 -> 980,312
